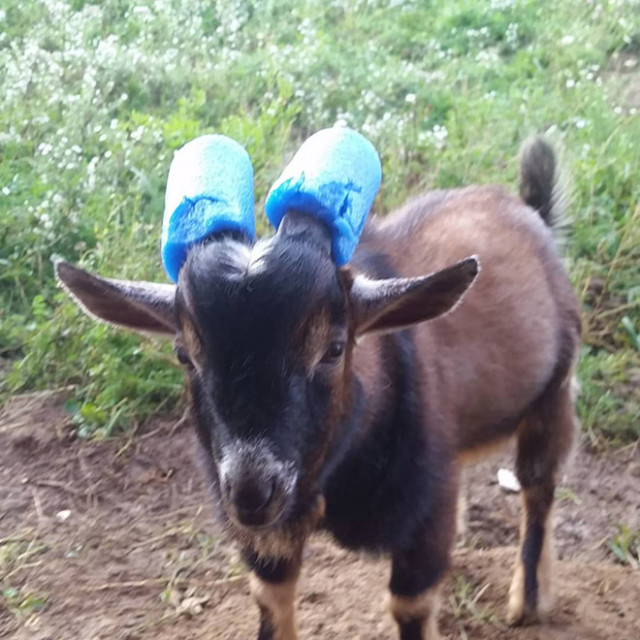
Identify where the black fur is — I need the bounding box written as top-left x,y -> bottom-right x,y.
389,515 -> 454,598
322,328 -> 453,553
326,247 -> 454,555
257,606 -> 275,640
179,233 -> 346,503
398,620 -> 425,640
244,551 -> 297,584
521,518 -> 545,611
519,136 -> 560,227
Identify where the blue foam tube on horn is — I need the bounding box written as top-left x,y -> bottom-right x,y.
265,126 -> 382,266
161,134 -> 255,282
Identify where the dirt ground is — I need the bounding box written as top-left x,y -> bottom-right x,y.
0,394 -> 638,640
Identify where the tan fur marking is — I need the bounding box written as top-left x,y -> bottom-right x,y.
457,433 -> 515,466
176,268 -> 205,367
302,311 -> 332,371
389,587 -> 442,639
507,559 -> 526,624
536,507 -> 554,616
180,317 -> 203,366
456,471 -> 468,541
351,334 -> 387,429
230,495 -> 325,560
250,574 -> 299,640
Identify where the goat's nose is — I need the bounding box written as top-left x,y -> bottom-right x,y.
227,477 -> 276,526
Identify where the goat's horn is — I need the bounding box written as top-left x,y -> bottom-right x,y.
161,135 -> 255,282
265,126 -> 382,266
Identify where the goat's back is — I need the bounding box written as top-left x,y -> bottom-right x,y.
360,185 -> 580,452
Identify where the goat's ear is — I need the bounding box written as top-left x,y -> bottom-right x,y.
55,261 -> 177,335
350,256 -> 479,336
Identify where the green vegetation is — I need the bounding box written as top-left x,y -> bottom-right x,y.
0,535 -> 49,619
608,524 -> 640,568
449,574 -> 497,626
1,0 -> 639,441
1,587 -> 48,617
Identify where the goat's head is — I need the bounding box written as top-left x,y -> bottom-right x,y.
56,131 -> 478,536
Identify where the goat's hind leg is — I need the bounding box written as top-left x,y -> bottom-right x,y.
507,379 -> 575,626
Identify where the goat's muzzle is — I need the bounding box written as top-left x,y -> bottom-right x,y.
218,442 -> 296,530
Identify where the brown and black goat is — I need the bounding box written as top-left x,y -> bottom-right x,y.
56,137 -> 580,639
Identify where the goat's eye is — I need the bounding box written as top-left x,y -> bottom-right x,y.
174,345 -> 194,369
321,341 -> 345,364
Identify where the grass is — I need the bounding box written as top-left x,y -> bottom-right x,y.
449,574 -> 495,622
1,0 -> 639,441
0,533 -> 49,627
608,524 -> 640,569
1,588 -> 48,618
449,573 -> 502,639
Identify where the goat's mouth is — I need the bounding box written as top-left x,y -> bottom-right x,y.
220,484 -> 292,533
223,492 -> 326,560
225,503 -> 288,532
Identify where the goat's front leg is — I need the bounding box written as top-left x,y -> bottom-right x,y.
388,519 -> 455,640
244,548 -> 302,640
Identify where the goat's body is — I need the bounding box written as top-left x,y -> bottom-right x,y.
321,179 -> 581,632
359,185 -> 579,455
321,180 -> 580,631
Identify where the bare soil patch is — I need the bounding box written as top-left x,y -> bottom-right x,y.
1,395 -> 638,639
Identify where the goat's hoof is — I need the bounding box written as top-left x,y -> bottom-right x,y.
507,592 -> 553,626
506,603 -> 539,627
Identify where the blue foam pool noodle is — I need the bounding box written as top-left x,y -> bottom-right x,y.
265,126 -> 382,266
162,134 -> 255,282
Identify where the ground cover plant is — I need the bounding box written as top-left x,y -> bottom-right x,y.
1,0 -> 639,445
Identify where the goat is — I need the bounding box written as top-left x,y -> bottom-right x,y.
56,136 -> 580,639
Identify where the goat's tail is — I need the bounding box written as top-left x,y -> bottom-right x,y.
518,136 -> 567,228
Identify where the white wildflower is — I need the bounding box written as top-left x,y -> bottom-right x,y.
131,125 -> 145,142
506,23 -> 519,46
38,142 -> 53,156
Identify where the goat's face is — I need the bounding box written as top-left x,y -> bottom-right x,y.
56,214 -> 478,534
175,225 -> 351,530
